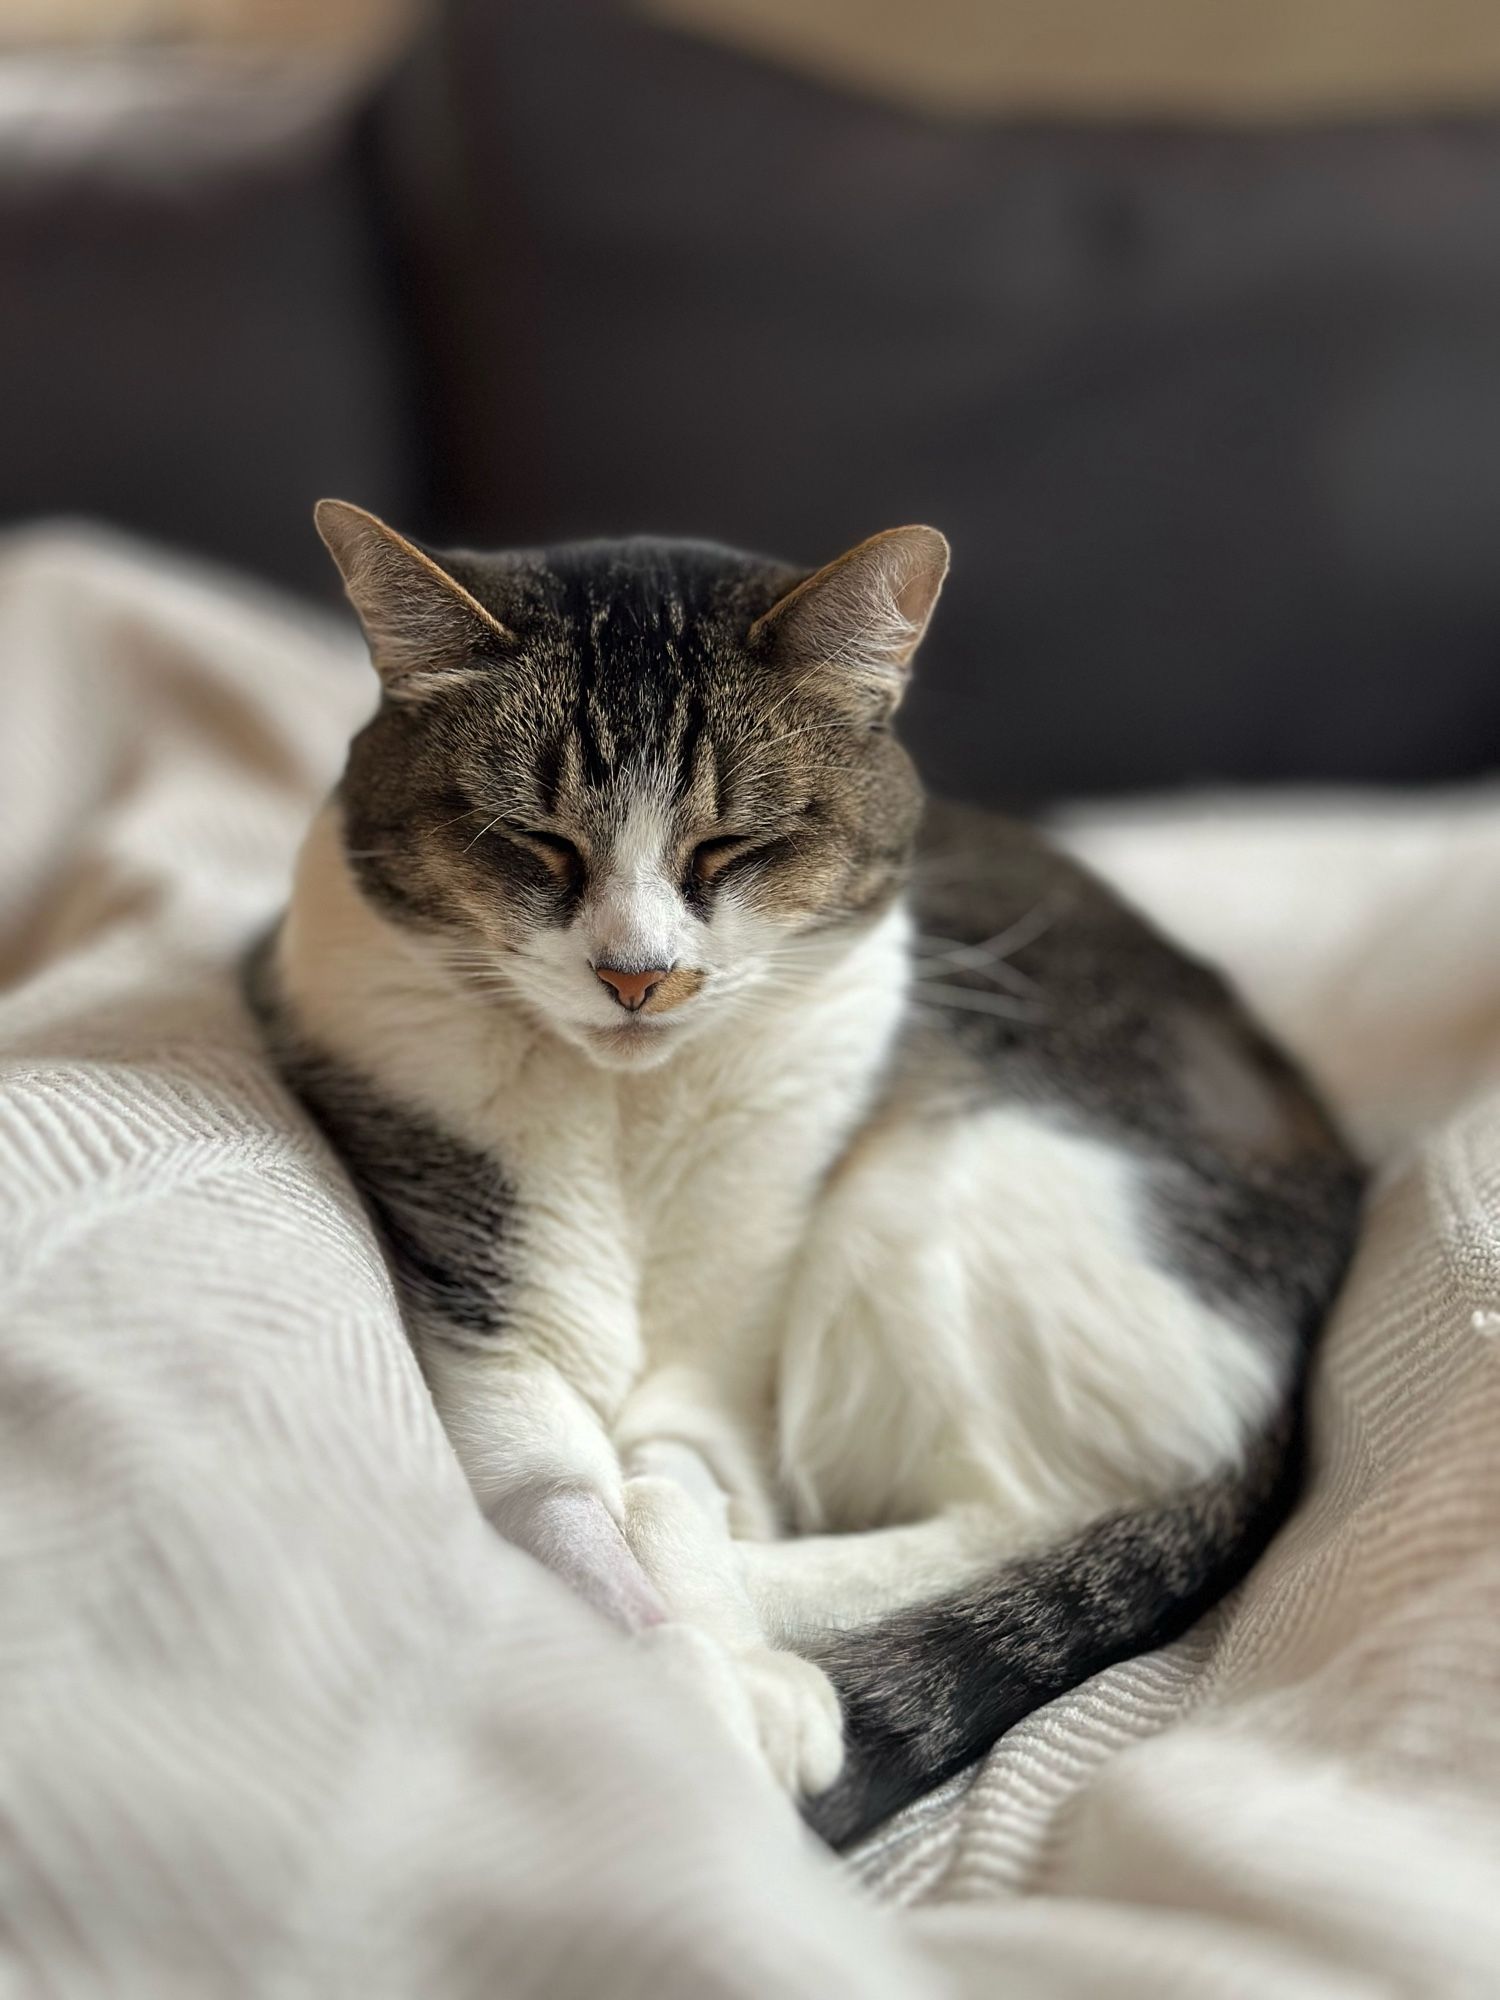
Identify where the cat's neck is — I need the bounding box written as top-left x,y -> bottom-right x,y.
276,803 -> 912,1148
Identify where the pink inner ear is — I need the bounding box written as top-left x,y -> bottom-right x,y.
892,551 -> 946,634
895,572 -> 929,624
878,527 -> 950,643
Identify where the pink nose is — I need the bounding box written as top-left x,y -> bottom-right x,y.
595,964 -> 669,1011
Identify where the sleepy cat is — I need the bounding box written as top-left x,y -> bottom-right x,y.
248,501 -> 1362,1847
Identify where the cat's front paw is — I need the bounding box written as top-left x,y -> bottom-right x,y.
637,1623 -> 844,1800
735,1642 -> 845,1797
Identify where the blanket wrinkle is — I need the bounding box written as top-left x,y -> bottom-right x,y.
3,525 -> 1500,1998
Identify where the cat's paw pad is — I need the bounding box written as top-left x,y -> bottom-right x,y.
637,1624 -> 844,1798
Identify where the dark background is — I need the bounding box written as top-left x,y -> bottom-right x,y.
5,0 -> 1500,805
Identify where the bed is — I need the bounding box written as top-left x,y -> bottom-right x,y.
3,526 -> 1499,1997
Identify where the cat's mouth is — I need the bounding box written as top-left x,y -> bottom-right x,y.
581,1010 -> 687,1069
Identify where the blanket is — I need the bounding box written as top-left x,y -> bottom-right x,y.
3,526 -> 1499,1998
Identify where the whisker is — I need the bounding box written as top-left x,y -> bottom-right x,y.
427,802 -> 499,833
716,662 -> 849,788
730,720 -> 858,764
910,980 -> 1046,1022
914,951 -> 1040,998
973,900 -> 1065,961
460,815 -> 506,855
915,930 -> 1045,997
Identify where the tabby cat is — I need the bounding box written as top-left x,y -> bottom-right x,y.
248,501 -> 1362,1846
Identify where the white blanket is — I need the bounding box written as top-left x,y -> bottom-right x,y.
3,527 -> 1499,1999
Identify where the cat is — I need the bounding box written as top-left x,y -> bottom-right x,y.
247,500 -> 1363,1849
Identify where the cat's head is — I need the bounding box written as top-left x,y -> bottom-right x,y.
317,501 -> 948,1069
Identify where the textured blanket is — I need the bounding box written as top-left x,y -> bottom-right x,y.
3,527 -> 1499,1998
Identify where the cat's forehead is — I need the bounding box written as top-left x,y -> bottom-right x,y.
447,536 -> 801,658
433,540 -> 805,791
443,667 -> 754,831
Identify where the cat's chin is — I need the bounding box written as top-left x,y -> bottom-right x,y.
573,1017 -> 687,1072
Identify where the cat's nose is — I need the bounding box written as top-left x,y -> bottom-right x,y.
595,964 -> 670,1011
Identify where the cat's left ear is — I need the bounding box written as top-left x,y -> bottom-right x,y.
749,526 -> 949,717
314,498 -> 512,698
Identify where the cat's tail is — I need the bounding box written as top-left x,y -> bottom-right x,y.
801,1413 -> 1300,1850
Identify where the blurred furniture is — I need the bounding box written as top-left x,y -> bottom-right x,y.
6,0 -> 1500,798
646,0 -> 1500,122
0,48 -> 414,597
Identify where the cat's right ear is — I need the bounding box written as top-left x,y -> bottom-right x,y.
314,499 -> 512,698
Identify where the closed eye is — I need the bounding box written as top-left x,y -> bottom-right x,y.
689,833 -> 756,884
504,824 -> 584,878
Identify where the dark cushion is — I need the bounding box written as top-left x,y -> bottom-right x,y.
380,0 -> 1500,801
0,70 -> 413,599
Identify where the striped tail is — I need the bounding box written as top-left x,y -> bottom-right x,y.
802,1414 -> 1300,1850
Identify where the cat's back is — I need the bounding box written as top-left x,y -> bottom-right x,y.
910,797 -> 1336,1135
897,799 -> 1363,1343
913,798 -> 1229,1033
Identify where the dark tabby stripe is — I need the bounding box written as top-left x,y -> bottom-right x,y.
804,1407 -> 1300,1850
243,933 -> 516,1348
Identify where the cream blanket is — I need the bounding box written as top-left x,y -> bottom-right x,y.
3,527 -> 1499,1998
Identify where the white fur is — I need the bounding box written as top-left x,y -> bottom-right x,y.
778,1109 -> 1278,1537
277,802 -> 1277,1789
590,795 -> 686,970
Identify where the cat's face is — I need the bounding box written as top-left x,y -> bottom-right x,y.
319,504 -> 948,1069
